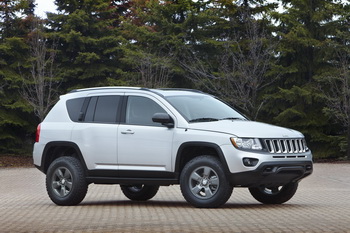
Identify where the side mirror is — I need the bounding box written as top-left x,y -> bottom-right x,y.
152,113 -> 174,128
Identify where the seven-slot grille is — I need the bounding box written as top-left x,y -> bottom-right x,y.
264,138 -> 307,154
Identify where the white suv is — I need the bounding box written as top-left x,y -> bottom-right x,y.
33,87 -> 313,208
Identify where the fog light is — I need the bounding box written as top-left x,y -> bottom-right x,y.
242,158 -> 259,167
264,166 -> 274,172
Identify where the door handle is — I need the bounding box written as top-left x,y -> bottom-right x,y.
121,130 -> 135,135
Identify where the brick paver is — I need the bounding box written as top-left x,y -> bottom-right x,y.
1,163 -> 350,232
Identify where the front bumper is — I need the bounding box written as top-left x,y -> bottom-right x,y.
229,161 -> 313,187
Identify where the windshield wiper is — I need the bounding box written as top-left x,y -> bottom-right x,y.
189,118 -> 219,123
220,117 -> 246,121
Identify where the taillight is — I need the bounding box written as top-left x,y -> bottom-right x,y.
35,124 -> 41,143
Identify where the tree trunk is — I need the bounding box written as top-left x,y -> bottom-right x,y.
347,125 -> 350,160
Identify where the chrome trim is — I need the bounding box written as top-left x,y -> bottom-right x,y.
264,139 -> 307,154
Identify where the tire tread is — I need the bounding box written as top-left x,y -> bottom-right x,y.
46,156 -> 88,206
180,155 -> 233,208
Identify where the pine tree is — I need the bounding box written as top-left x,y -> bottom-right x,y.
47,0 -> 129,90
0,0 -> 36,153
119,0 -> 195,87
170,0 -> 279,118
265,0 -> 345,158
317,2 -> 350,159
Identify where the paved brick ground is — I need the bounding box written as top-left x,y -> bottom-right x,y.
1,163 -> 349,232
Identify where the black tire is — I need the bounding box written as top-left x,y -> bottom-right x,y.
180,155 -> 233,208
249,182 -> 298,204
120,184 -> 159,201
46,156 -> 88,206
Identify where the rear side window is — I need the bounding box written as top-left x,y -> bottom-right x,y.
85,96 -> 121,123
85,97 -> 97,122
66,98 -> 85,122
94,96 -> 121,123
66,96 -> 121,123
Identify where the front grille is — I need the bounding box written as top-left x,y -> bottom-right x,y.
264,139 -> 307,154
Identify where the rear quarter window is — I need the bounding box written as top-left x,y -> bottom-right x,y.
66,98 -> 85,122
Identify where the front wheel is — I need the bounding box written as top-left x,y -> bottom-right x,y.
249,182 -> 298,204
180,156 -> 233,208
120,184 -> 159,201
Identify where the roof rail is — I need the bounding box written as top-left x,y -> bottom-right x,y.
67,87 -> 206,98
156,88 -> 205,94
69,86 -> 144,93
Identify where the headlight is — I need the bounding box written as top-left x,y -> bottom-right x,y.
230,137 -> 263,151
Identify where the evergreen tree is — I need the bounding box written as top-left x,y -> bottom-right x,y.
0,0 -> 36,153
318,2 -> 350,159
119,0 -> 196,87
264,0 -> 345,158
47,0 -> 129,90
173,0 -> 278,118
122,0 -> 278,118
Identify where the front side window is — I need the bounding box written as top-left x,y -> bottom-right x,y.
126,96 -> 166,126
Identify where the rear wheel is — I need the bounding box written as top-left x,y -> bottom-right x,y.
46,156 -> 88,206
249,182 -> 298,204
120,184 -> 159,201
180,156 -> 233,208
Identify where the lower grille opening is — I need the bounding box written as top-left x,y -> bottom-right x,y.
273,156 -> 285,159
306,165 -> 312,171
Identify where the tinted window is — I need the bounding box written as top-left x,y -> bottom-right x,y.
84,96 -> 121,123
94,96 -> 121,123
66,98 -> 85,122
84,97 -> 97,122
126,96 -> 166,126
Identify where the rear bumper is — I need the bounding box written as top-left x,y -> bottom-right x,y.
230,161 -> 313,187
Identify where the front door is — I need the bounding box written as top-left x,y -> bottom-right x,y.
118,95 -> 174,173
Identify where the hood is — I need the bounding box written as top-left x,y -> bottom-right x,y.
187,120 -> 303,138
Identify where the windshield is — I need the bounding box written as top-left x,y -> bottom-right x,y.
166,95 -> 246,122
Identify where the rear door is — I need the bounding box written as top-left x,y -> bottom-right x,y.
71,94 -> 122,170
